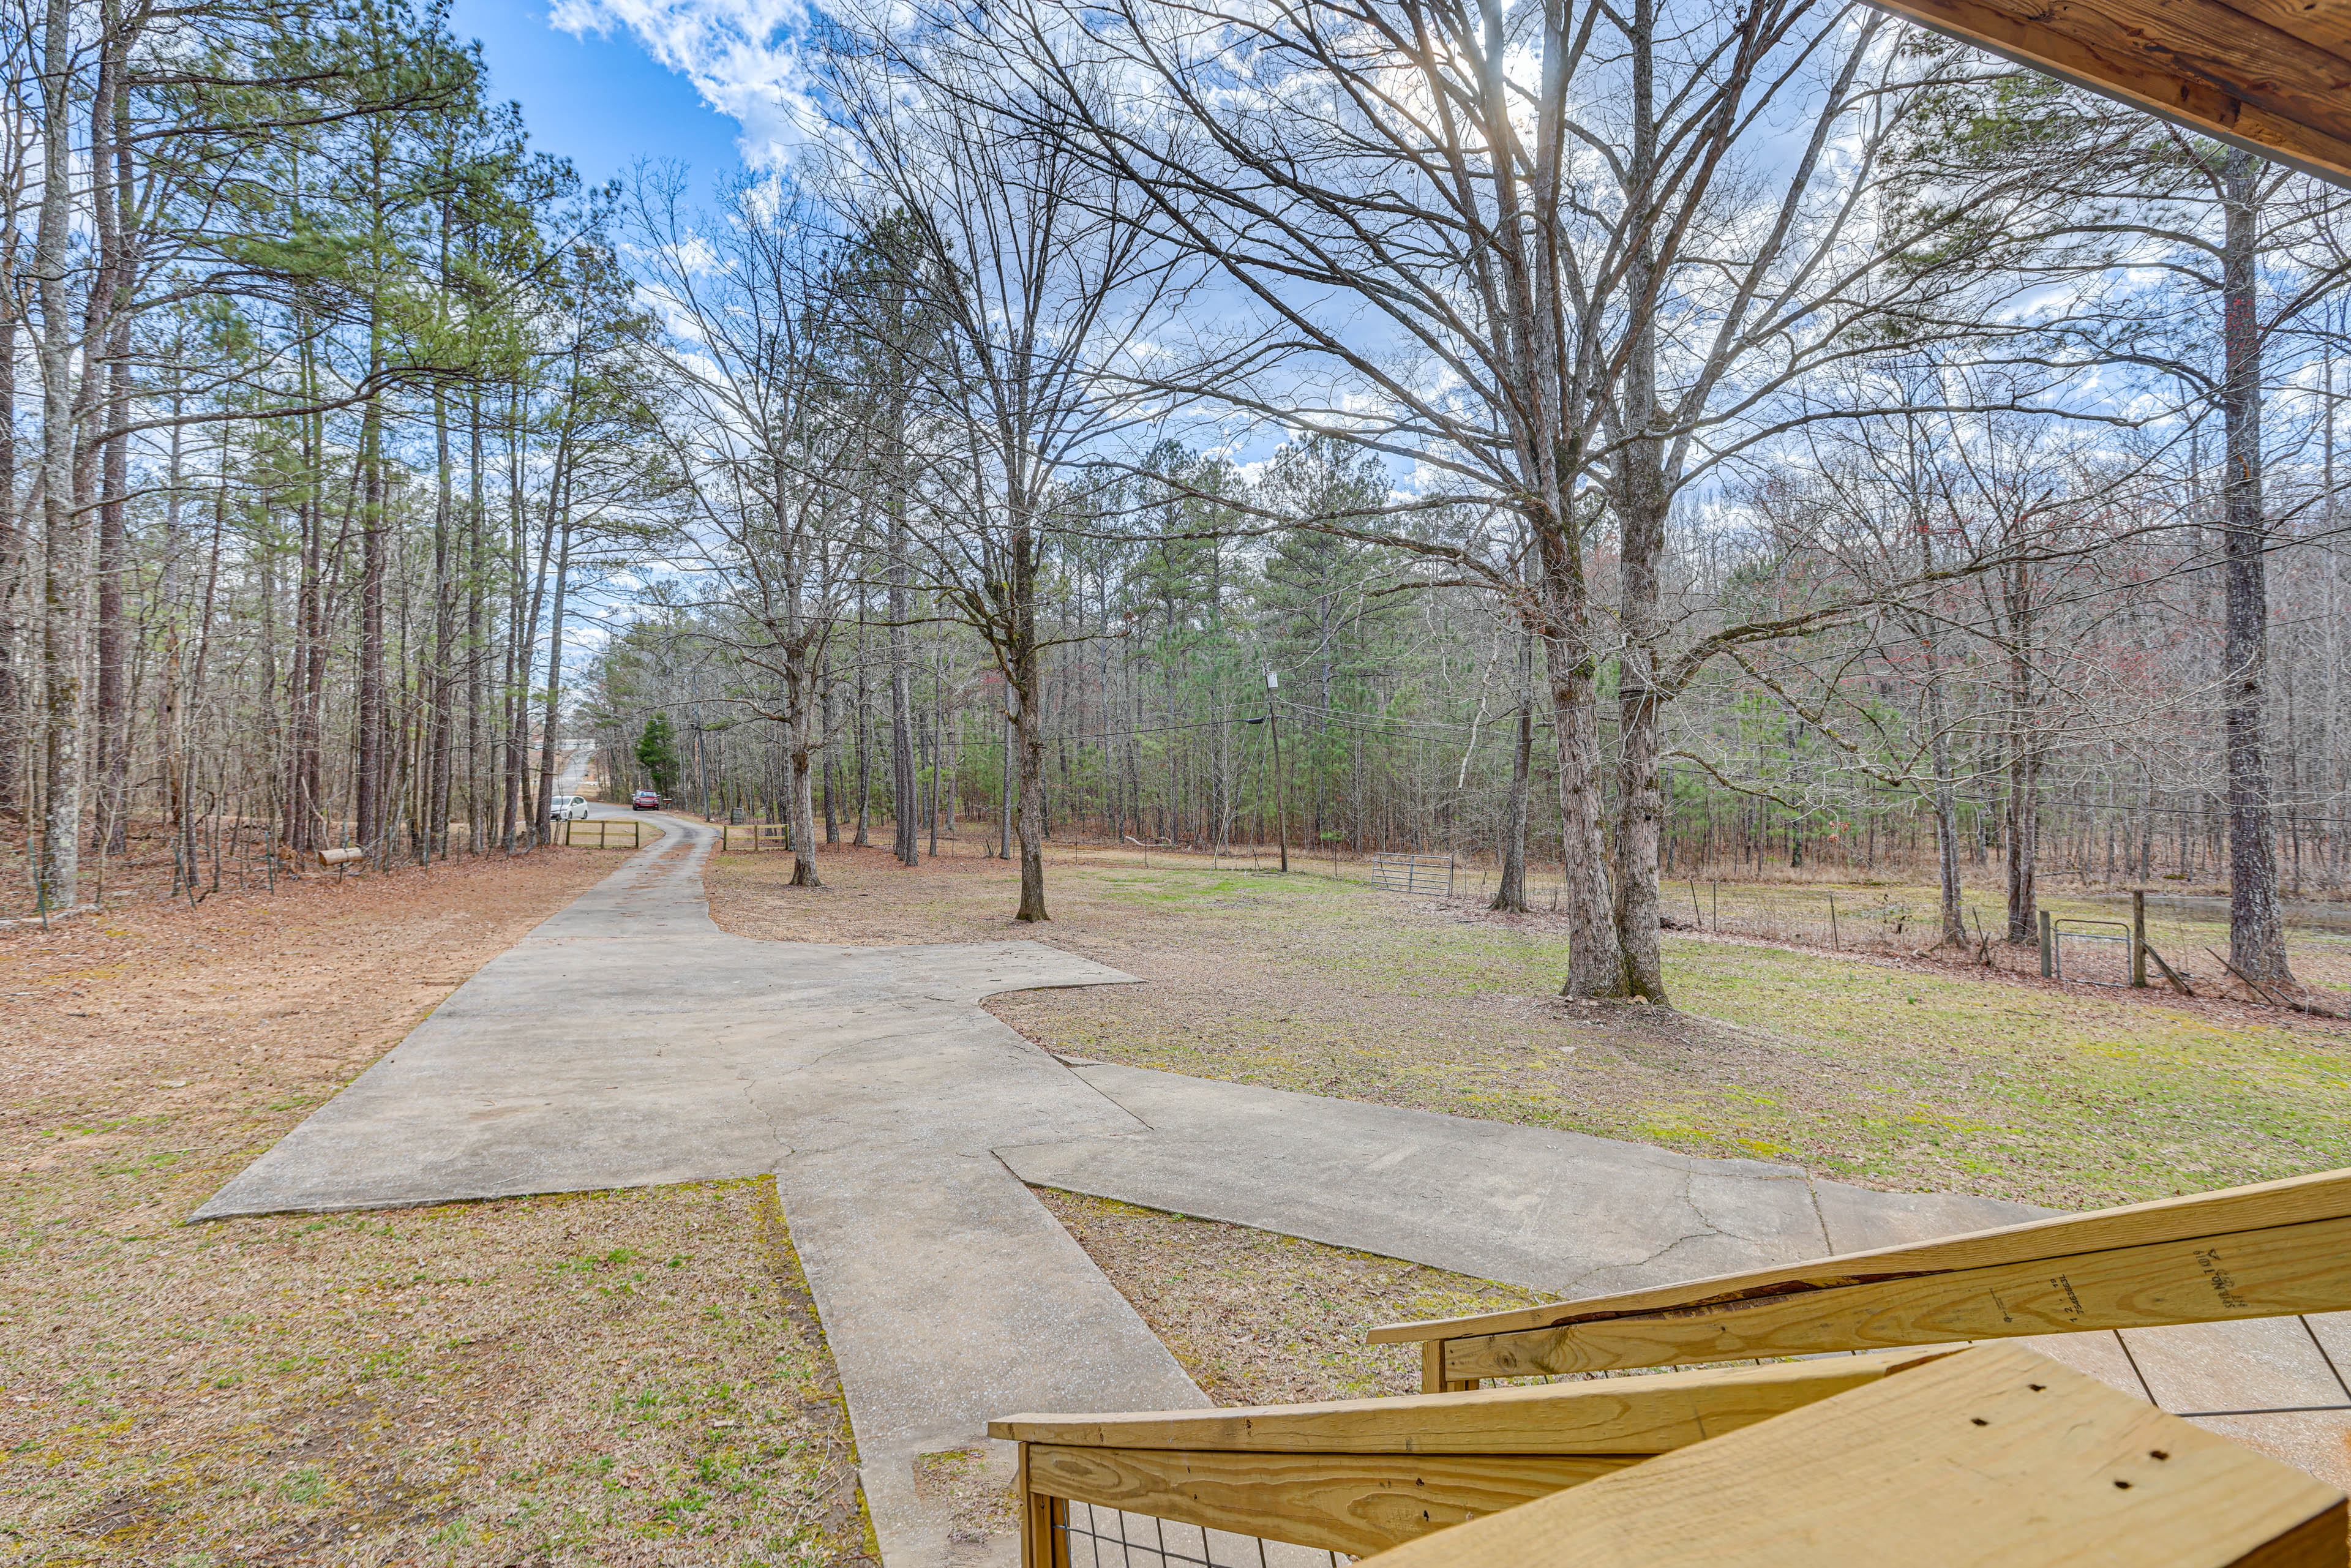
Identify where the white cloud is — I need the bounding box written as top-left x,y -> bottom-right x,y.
550,0 -> 820,166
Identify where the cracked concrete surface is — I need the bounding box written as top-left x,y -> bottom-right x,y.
1000,1062 -> 2044,1296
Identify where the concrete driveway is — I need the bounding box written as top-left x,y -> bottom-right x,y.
198,817 -> 2351,1558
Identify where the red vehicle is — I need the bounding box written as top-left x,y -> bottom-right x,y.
631,789 -> 662,810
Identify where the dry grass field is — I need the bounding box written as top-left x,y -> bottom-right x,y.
1,849 -> 871,1568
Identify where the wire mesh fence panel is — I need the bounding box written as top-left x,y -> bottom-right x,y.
1371,855 -> 1457,896
1051,1499 -> 1354,1567
2052,920 -> 2133,986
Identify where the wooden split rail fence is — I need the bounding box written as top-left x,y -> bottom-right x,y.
555,819 -> 794,852
717,823 -> 791,851
555,818 -> 652,850
999,1166 -> 2351,1564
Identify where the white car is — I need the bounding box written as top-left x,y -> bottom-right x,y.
555,795 -> 592,821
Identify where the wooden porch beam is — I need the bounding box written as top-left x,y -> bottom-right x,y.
1866,0 -> 2351,186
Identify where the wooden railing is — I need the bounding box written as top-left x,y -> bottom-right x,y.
998,1167 -> 2351,1563
716,823 -> 791,852
994,1352 -> 1938,1562
1373,1165 -> 2351,1391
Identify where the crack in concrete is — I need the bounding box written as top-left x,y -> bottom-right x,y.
1550,1164 -> 1725,1299
1802,1176 -> 1838,1256
741,1079 -> 790,1155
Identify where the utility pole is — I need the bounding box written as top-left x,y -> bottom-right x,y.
1266,669 -> 1288,873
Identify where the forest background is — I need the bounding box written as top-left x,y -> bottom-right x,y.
5,0 -> 2349,1005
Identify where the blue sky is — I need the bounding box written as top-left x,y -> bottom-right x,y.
449,0 -> 751,191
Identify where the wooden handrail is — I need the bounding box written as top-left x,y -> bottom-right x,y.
991,1349 -> 1944,1454
993,1352 -> 1954,1562
1370,1166 -> 2351,1389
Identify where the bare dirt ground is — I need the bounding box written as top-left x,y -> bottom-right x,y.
2,849 -> 870,1568
708,842 -> 2351,1214
1032,1191 -> 1539,1406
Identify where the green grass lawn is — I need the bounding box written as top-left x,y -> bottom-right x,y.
714,844 -> 2351,1212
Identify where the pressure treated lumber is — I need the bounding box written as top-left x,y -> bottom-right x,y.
1862,0 -> 2351,186
991,1349 -> 1951,1455
1443,1212 -> 2351,1381
1359,1343 -> 2347,1567
1373,1164 -> 2351,1347
1026,1444 -> 1633,1558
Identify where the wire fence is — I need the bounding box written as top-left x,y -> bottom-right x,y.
697,823 -> 2351,1002
1657,881 -> 2351,1000
1048,1498 -> 1353,1567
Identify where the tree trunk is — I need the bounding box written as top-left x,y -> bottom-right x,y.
465,395 -> 487,851
1612,485 -> 1668,1000
1924,651 -> 1967,947
426,391 -> 456,858
2004,732 -> 2038,943
1492,629 -> 1531,913
854,614 -> 872,846
1543,617 -> 1625,996
788,650 -> 823,888
93,334 -> 130,856
90,15 -> 133,859
0,190 -> 20,824
2003,562 -> 2038,945
1608,28 -> 1669,1000
533,521 -> 572,842
2218,147 -> 2293,984
890,510 -> 918,866
1013,676 -> 1048,921
822,678 -> 840,842
357,394 -> 388,856
33,0 -> 81,909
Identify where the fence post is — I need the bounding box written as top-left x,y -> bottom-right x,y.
2039,909 -> 2054,978
1829,893 -> 1839,950
2131,889 -> 2148,988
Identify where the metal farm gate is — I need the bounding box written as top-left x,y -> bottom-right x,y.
1371,855 -> 1457,897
